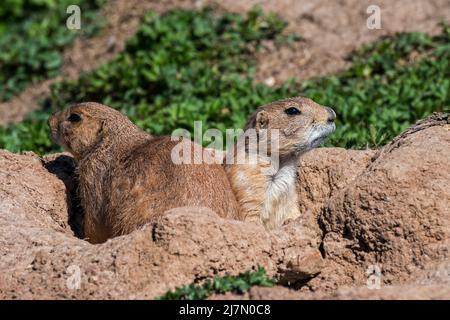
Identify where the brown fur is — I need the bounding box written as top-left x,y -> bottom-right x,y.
48,102 -> 239,243
225,96 -> 336,229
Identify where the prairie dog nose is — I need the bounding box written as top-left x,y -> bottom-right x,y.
48,112 -> 57,128
47,111 -> 58,128
325,107 -> 336,123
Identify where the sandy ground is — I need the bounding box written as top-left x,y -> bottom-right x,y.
0,112 -> 449,299
1,0 -> 449,124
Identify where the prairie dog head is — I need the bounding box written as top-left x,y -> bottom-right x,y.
48,102 -> 138,160
245,96 -> 336,158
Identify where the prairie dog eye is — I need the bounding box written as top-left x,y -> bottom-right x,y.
285,107 -> 301,116
67,113 -> 82,123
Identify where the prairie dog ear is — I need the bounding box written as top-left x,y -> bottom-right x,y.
100,119 -> 106,132
256,110 -> 269,130
96,119 -> 106,141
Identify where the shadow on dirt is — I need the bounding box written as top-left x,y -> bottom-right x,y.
44,155 -> 84,239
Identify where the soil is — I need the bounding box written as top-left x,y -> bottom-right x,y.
1,0 -> 450,124
0,113 -> 448,299
1,0 -> 449,300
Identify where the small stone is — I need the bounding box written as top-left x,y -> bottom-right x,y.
264,77 -> 275,87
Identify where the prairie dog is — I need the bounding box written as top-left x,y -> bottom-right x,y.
48,102 -> 239,243
225,96 -> 336,229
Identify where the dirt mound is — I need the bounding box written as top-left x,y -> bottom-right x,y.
0,113 -> 449,299
297,148 -> 375,221
250,0 -> 450,84
212,281 -> 450,300
313,113 -> 450,292
0,151 -> 323,299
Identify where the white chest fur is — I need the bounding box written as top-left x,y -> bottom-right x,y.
226,156 -> 301,229
261,159 -> 300,228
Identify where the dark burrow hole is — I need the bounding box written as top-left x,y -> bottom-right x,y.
277,270 -> 320,290
44,155 -> 85,239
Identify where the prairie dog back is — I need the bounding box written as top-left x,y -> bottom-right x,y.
48,102 -> 239,243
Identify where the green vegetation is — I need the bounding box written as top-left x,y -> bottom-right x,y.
1,8 -> 299,154
0,0 -> 104,101
0,110 -> 54,155
48,7 -> 297,136
0,0 -> 62,24
159,267 -> 276,300
0,8 -> 449,154
302,29 -> 450,147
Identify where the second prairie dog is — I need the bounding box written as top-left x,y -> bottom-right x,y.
225,96 -> 336,229
48,102 -> 239,244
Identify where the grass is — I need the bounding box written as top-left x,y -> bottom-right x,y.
301,29 -> 450,148
0,0 -> 104,102
158,267 -> 276,300
0,8 -> 449,154
1,7 -> 299,154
